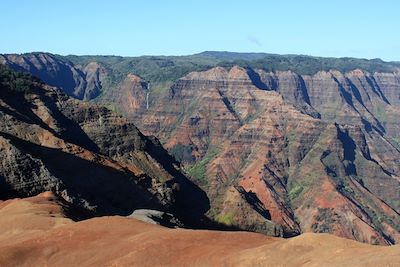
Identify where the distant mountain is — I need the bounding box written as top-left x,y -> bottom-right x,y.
1,52 -> 399,244
2,52 -> 398,102
196,51 -> 272,61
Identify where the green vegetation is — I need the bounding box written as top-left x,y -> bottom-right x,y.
0,64 -> 38,92
373,105 -> 387,122
311,208 -> 338,233
333,153 -> 400,240
390,137 -> 400,149
354,152 -> 399,211
62,51 -> 400,99
65,54 -> 217,88
351,180 -> 400,240
335,179 -> 354,196
288,184 -> 304,200
197,51 -> 269,61
220,54 -> 400,75
359,203 -> 400,241
287,173 -> 317,203
215,212 -> 234,226
319,151 -> 358,198
186,146 -> 220,185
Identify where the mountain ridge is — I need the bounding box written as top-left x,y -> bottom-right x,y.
1,53 -> 399,245
7,50 -> 400,63
0,65 -> 212,228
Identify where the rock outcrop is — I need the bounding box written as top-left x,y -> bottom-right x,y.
128,209 -> 183,228
130,66 -> 400,244
0,53 -> 105,100
0,70 -> 209,226
255,69 -> 400,140
1,53 -> 399,245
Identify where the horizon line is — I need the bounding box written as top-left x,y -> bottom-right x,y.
1,50 -> 399,63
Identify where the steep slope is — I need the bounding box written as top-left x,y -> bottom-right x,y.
0,65 -> 209,225
0,53 -> 106,100
256,69 -> 400,142
102,73 -> 150,117
1,53 -> 399,245
0,193 -> 399,267
129,66 -> 400,244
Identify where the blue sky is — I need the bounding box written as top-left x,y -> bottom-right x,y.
1,0 -> 399,60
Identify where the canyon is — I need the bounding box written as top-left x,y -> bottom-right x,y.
0,65 -> 209,228
1,52 -> 399,246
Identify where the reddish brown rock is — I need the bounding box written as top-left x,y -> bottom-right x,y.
1,54 -> 399,245
0,79 -> 209,226
131,66 -> 400,244
0,193 -> 399,267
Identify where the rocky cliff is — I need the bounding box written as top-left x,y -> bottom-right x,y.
0,66 -> 209,226
0,53 -> 106,100
1,53 -> 399,245
256,69 -> 400,141
127,66 -> 399,244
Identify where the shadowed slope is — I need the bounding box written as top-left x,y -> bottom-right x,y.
0,68 -> 210,227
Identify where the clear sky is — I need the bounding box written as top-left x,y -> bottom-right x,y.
2,0 -> 399,61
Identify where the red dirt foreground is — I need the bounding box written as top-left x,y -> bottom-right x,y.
0,192 -> 399,267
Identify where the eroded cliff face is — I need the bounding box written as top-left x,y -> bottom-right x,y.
0,81 -> 209,225
0,54 -> 106,100
1,54 -> 399,245
101,73 -> 149,117
256,69 -> 400,142
128,66 -> 400,244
